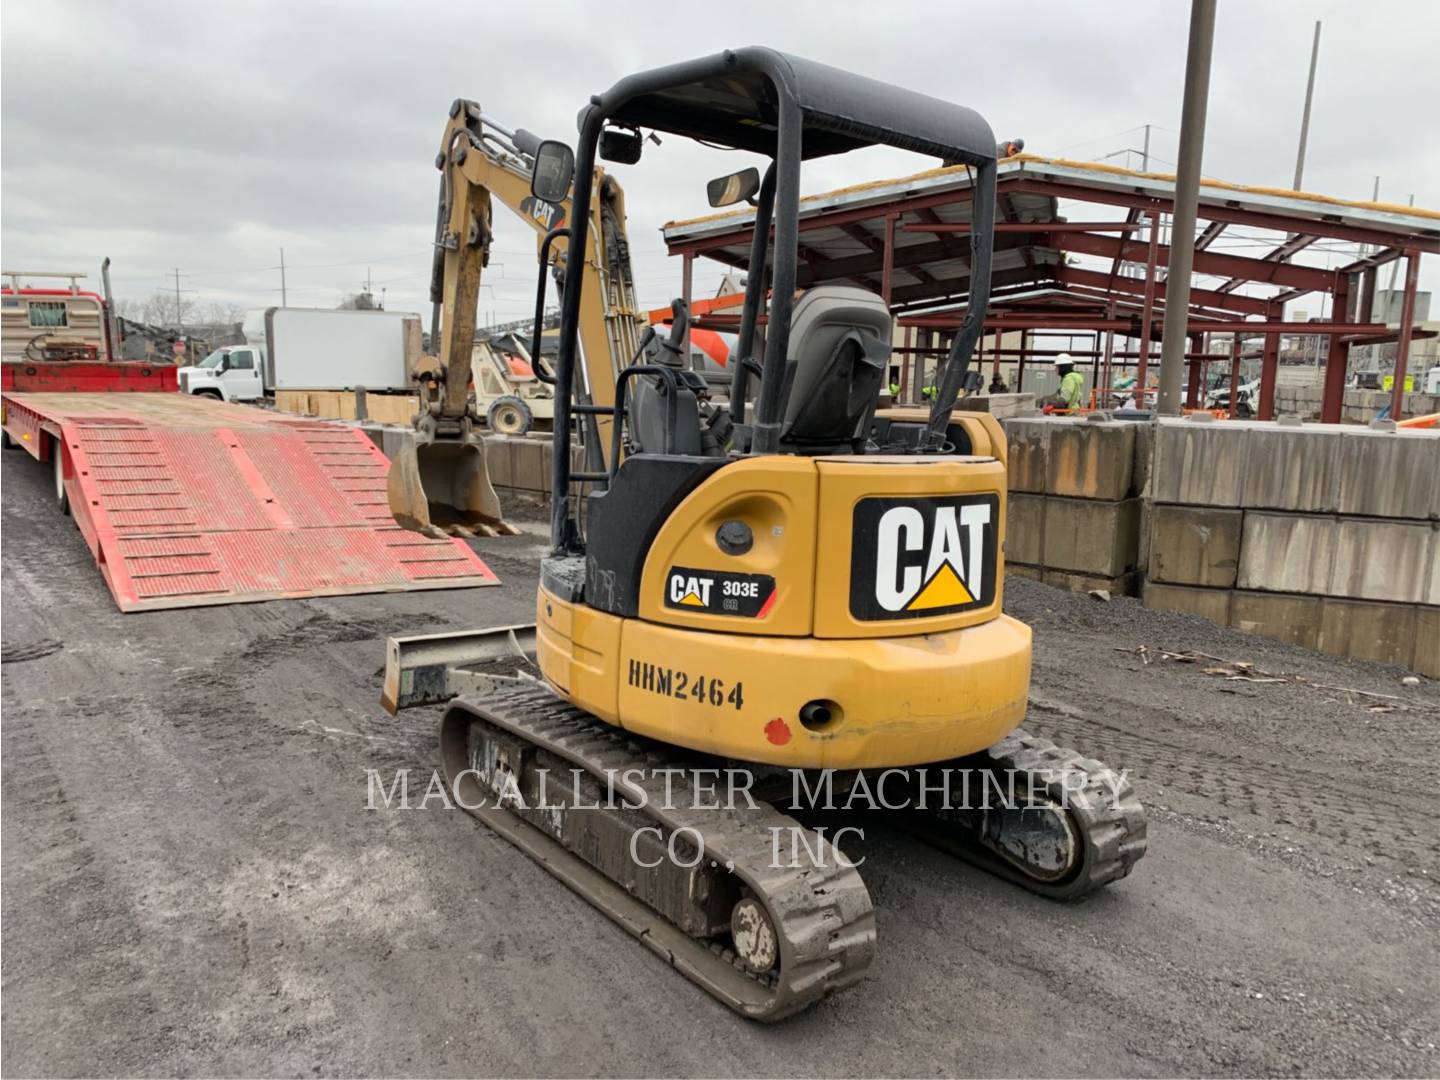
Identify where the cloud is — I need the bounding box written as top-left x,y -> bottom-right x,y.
4,0 -> 1436,322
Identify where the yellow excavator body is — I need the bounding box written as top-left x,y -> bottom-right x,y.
534,414 -> 1031,768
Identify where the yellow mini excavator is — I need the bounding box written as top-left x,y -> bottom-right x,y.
384,48 -> 1146,1020
387,100 -> 647,535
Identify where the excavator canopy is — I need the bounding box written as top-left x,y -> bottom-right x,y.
599,47 -> 996,165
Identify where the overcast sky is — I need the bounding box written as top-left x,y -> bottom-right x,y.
3,0 -> 1436,327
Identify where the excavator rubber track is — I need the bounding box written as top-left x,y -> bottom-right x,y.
904,728 -> 1148,900
439,682 -> 877,1022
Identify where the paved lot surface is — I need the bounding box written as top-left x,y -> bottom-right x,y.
3,446 -> 1437,1077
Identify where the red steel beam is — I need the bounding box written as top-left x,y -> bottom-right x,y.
901,220 -> 1143,233
1195,220 -> 1228,250
666,185 -> 981,257
1047,229 -> 1337,292
1058,265 -> 1269,316
1002,176 -> 1440,252
897,313 -> 1392,335
1214,233 -> 1319,294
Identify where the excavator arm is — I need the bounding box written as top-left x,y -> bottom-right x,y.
389,100 -> 645,535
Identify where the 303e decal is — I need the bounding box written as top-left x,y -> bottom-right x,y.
664,565 -> 777,618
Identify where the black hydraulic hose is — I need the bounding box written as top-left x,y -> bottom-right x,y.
529,227 -> 570,385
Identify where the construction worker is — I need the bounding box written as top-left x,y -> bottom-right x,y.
1042,353 -> 1085,412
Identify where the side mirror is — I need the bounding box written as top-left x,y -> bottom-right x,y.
599,127 -> 643,165
706,167 -> 761,208
530,140 -> 574,204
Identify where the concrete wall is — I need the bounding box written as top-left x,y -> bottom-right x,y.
1002,416 -> 1147,595
1141,417 -> 1440,677
1272,385 -> 1440,423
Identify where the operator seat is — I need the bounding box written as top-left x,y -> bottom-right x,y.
778,285 -> 892,454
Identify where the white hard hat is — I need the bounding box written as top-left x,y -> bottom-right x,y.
1056,352 -> 1075,366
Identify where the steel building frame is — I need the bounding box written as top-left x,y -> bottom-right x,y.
663,156 -> 1439,420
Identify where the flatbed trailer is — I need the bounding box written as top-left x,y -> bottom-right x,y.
0,389 -> 499,612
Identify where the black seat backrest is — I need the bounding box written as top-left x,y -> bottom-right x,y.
780,286 -> 892,453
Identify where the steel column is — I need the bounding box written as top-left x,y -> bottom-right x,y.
1136,212 -> 1162,403
881,213 -> 897,308
1258,327 -> 1280,420
1320,276 -> 1351,423
1390,252 -> 1422,420
1227,333 -> 1242,419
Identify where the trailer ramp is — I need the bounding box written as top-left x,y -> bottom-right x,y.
2,392 -> 500,611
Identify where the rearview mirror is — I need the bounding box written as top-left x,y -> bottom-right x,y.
599,127 -> 643,165
706,167 -> 761,208
531,140 -> 574,204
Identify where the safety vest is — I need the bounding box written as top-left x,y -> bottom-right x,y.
1059,370 -> 1085,408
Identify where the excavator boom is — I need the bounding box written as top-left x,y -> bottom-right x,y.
388,100 -> 645,535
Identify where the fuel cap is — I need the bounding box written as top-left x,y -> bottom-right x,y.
716,520 -> 753,556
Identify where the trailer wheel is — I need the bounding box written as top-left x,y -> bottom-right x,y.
53,442 -> 70,516
2,429 -> 16,450
488,396 -> 533,436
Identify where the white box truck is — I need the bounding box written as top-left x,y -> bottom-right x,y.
178,307 -> 420,403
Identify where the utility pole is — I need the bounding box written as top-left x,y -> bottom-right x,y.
279,247 -> 288,307
1156,0 -> 1217,416
1293,20 -> 1322,190
172,268 -> 184,326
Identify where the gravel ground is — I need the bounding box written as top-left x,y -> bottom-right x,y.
3,446 -> 1438,1078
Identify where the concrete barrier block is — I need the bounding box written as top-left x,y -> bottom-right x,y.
1241,425 -> 1343,512
1046,420 -> 1135,501
1006,563 -> 1044,583
1318,598 -> 1418,667
1002,418 -> 1050,493
1143,581 -> 1233,624
1414,607 -> 1440,679
1005,492 -> 1045,567
1229,590 -> 1323,650
511,437 -> 546,493
956,392 -> 1035,419
1237,512 -> 1335,595
1427,533 -> 1440,609
1150,419 -> 1249,507
1335,429 -> 1440,519
1329,518 -> 1434,604
484,435 -> 513,489
1148,504 -> 1243,588
1042,496 -> 1140,577
1130,421 -> 1154,499
1043,568 -> 1140,597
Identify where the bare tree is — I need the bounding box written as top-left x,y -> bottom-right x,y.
194,299 -> 247,326
114,290 -> 195,327
337,289 -> 378,310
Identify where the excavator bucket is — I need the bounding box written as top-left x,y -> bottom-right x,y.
386,430 -> 517,537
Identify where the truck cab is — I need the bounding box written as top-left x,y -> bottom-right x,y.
178,345 -> 266,402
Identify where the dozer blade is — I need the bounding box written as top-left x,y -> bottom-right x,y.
381,624 -> 537,714
386,431 -> 519,538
